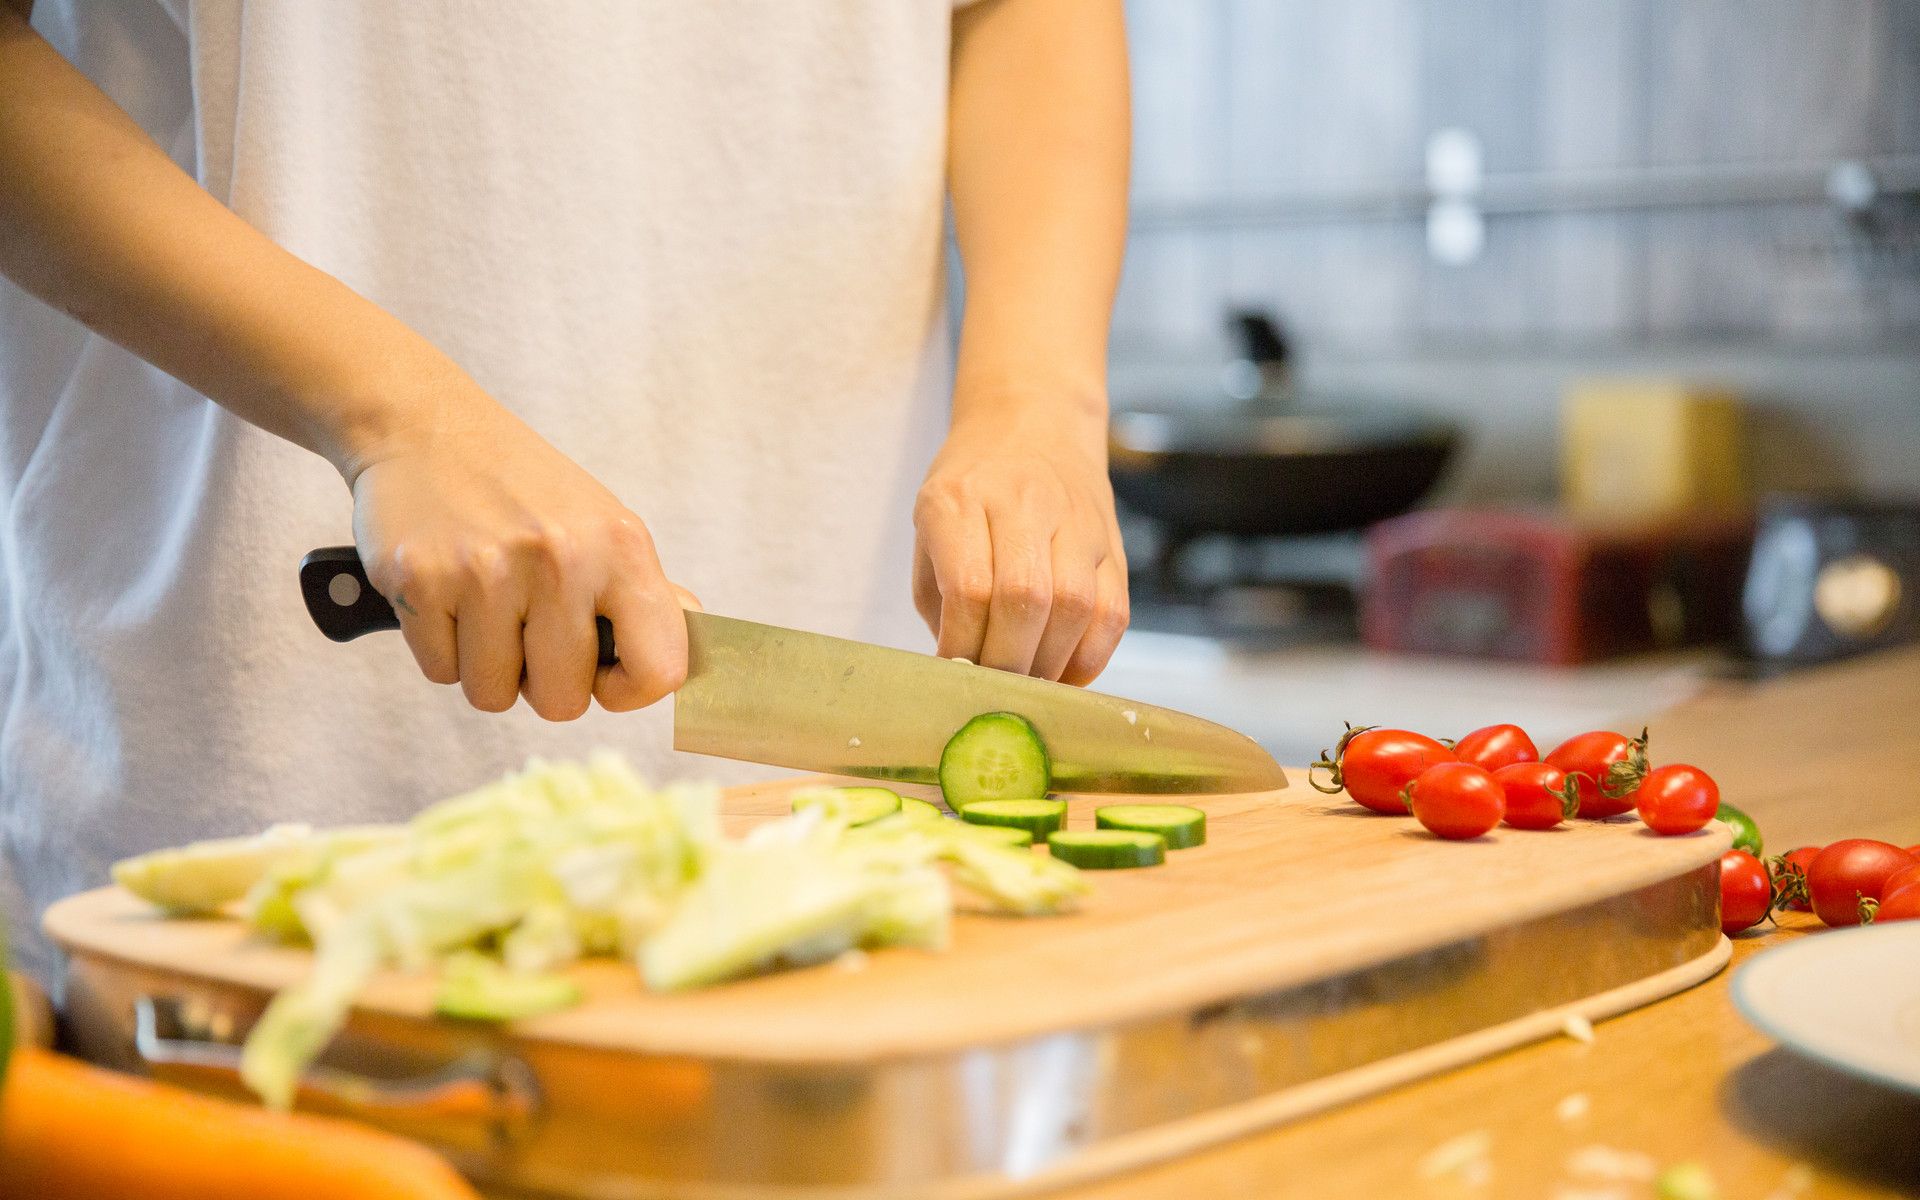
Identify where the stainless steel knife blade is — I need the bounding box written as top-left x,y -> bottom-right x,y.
296,547 -> 1286,794
674,613 -> 1288,795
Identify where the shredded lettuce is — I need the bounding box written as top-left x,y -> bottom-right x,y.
434,952 -> 582,1022
117,755 -> 1080,1108
112,824 -> 402,915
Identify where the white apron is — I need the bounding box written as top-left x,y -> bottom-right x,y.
0,0 -> 960,978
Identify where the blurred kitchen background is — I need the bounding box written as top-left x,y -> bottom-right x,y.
1081,0 -> 1920,762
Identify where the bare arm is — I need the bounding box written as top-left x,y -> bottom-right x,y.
915,0 -> 1131,683
0,7 -> 688,718
0,3 -> 437,473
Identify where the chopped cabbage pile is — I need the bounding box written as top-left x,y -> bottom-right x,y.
111,753 -> 1086,1108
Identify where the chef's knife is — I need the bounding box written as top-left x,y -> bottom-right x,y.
299,547 -> 1288,795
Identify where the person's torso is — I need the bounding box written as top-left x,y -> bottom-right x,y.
0,0 -> 961,978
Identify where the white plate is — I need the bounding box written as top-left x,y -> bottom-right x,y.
1731,920 -> 1920,1096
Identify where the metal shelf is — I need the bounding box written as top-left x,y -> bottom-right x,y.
1129,155 -> 1920,232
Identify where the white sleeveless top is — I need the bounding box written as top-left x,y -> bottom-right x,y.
1,1 -> 962,977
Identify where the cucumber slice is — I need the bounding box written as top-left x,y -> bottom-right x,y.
961,824 -> 1035,848
938,712 -> 1050,811
900,796 -> 946,822
960,799 -> 1067,838
790,786 -> 901,826
1048,830 -> 1165,869
1095,804 -> 1206,849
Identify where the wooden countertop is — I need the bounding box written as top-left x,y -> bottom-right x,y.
1060,646 -> 1920,1200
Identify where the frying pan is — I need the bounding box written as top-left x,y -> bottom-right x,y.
1108,314 -> 1459,546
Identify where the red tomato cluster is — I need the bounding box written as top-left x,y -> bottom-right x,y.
1311,722 -> 1700,840
1770,839 -> 1920,930
1313,722 -> 1920,937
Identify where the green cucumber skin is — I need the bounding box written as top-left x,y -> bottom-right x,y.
1047,830 -> 1165,869
1094,804 -> 1207,849
959,799 -> 1067,838
938,712 -> 1051,812
1715,802 -> 1762,856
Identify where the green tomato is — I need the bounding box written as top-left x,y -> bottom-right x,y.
1715,802 -> 1763,857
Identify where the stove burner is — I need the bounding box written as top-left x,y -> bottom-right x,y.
1125,523 -> 1362,645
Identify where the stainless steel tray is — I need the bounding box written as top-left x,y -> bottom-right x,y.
60,863 -> 1725,1199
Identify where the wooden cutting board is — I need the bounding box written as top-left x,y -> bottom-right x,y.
44,774 -> 1733,1198
48,775 -> 1730,1058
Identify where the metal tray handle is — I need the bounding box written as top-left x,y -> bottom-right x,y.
133,995 -> 542,1147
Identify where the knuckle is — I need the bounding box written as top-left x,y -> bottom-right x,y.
460,545 -> 513,592
913,486 -> 970,529
952,573 -> 994,613
376,545 -> 438,600
995,570 -> 1049,614
1092,600 -> 1131,642
606,515 -> 656,559
1052,582 -> 1097,623
531,525 -> 583,579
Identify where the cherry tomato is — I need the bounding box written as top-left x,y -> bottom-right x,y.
1807,839 -> 1919,927
1544,728 -> 1649,819
1405,762 -> 1505,840
1494,761 -> 1578,830
1907,844 -> 1920,858
1718,849 -> 1773,936
1451,724 -> 1539,773
1768,846 -> 1822,912
1310,725 -> 1454,815
1879,863 -> 1920,902
1634,764 -> 1720,836
1872,884 -> 1920,924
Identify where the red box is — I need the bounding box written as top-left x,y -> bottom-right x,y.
1362,508 -> 1753,664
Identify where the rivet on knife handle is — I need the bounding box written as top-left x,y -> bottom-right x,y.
299,545 -> 618,666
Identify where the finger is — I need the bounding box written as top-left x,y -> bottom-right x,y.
977,510 -> 1051,675
365,545 -> 459,685
593,519 -> 688,711
911,536 -> 942,636
593,581 -> 688,712
453,551 -> 527,713
918,502 -> 993,662
520,564 -> 597,722
1059,555 -> 1130,687
397,604 -> 459,686
1029,533 -> 1101,682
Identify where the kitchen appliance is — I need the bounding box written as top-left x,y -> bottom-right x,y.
1362,508 -> 1754,664
1741,494 -> 1920,665
49,777 -> 1728,1199
1108,313 -> 1459,593
299,547 -> 1287,795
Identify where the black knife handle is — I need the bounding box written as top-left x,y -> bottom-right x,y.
299,546 -> 618,666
